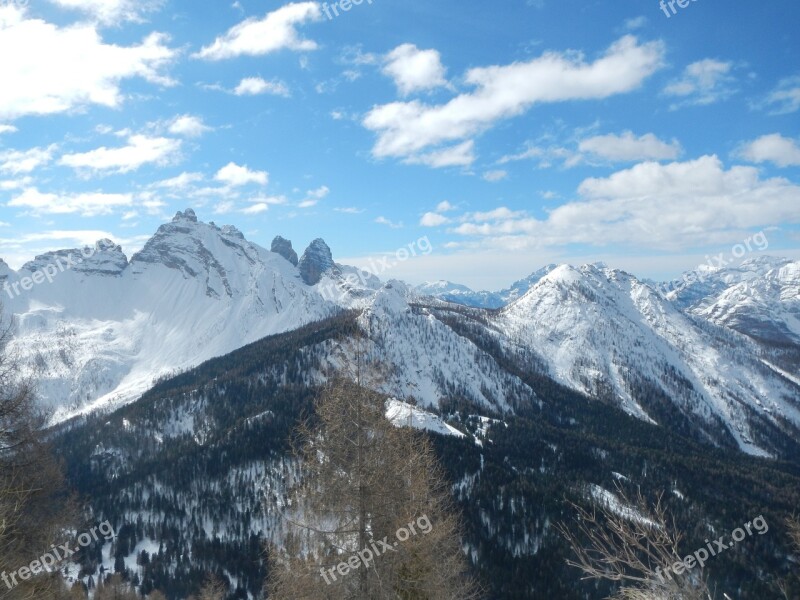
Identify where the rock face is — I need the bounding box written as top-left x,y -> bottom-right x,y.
271,236 -> 298,267
173,209 -> 198,223
298,238 -> 336,285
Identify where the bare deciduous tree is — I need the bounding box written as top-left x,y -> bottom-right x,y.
267,351 -> 480,600
557,486 -> 713,600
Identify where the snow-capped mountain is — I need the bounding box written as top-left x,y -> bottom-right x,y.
415,265 -> 557,309
414,280 -> 505,309
491,263 -> 800,456
666,257 -> 800,345
3,210 -> 339,420
3,210 -> 799,457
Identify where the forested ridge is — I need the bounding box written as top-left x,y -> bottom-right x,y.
53,309 -> 800,599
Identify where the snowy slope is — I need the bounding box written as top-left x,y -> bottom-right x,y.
494,264 -> 800,456
386,398 -> 466,437
671,258 -> 800,345
4,210 -> 338,421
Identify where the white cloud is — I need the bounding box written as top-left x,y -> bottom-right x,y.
252,195 -> 288,205
46,0 -> 163,25
59,134 -> 182,174
153,171 -> 204,189
375,216 -> 403,229
194,2 -> 321,61
664,59 -> 735,108
363,36 -> 664,165
0,125 -> 17,135
214,162 -> 269,186
0,6 -> 177,120
624,16 -> 647,30
382,44 -> 448,96
449,157 -> 800,250
405,140 -> 476,168
298,185 -> 330,208
335,207 -> 363,214
498,129 -> 680,168
760,75 -> 800,115
241,202 -> 269,214
436,200 -> 455,212
234,77 -> 291,97
214,201 -> 235,215
0,177 -> 33,191
8,187 -> 133,216
0,145 -> 56,174
420,212 -> 450,227
578,131 -> 682,161
483,169 -> 508,182
168,115 -> 212,138
735,133 -> 800,167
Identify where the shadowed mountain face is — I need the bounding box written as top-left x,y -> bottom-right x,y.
271,236 -> 298,267
298,238 -> 338,285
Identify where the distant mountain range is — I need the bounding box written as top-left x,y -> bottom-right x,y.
2,209 -> 799,459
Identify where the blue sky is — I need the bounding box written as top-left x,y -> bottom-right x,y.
0,0 -> 798,289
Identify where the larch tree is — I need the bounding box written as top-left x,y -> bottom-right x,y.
0,309 -> 74,600
267,352 -> 480,600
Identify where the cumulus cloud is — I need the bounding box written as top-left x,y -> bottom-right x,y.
759,76 -> 800,115
168,115 -> 212,138
46,0 -> 163,25
0,5 -> 177,120
298,185 -> 330,208
59,135 -> 182,174
0,145 -> 57,174
152,172 -> 204,189
420,212 -> 450,227
375,216 -> 403,229
499,130 -> 681,168
0,125 -> 17,135
363,36 -> 664,166
450,156 -> 800,250
382,44 -> 449,96
214,162 -> 269,186
735,133 -> 800,167
234,77 -> 291,97
405,140 -> 475,168
663,59 -> 736,108
578,131 -> 682,162
194,2 -> 321,61
483,170 -> 508,182
241,203 -> 270,214
8,188 -> 133,216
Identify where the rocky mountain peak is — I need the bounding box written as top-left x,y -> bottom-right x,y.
173,209 -> 198,223
298,238 -> 336,285
271,236 -> 299,267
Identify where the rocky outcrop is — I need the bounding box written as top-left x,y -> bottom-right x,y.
298,238 -> 337,285
271,236 -> 299,267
